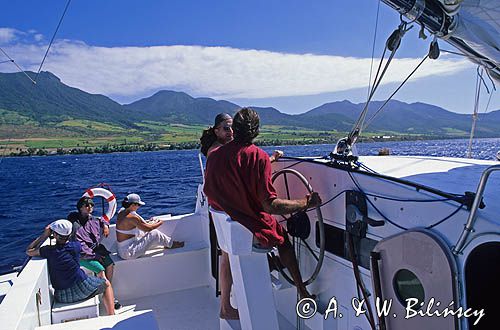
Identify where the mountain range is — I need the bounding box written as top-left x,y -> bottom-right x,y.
1,71 -> 499,137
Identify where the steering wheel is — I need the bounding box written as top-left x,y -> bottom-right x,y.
271,168 -> 325,286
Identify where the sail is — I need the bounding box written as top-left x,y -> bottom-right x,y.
381,0 -> 500,81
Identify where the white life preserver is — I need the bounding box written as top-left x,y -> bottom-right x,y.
82,187 -> 117,222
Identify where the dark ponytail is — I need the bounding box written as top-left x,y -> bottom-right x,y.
200,127 -> 217,156
122,200 -> 133,209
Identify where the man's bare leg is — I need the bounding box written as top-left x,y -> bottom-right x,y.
219,251 -> 239,319
277,239 -> 312,299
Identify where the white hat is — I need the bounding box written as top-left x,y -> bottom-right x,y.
50,219 -> 73,236
124,193 -> 145,206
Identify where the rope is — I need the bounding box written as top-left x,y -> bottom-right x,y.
0,235 -> 34,251
347,171 -> 467,230
356,162 -> 378,174
467,67 -> 483,158
362,54 -> 429,131
35,0 -> 72,82
366,0 -> 382,101
0,47 -> 36,84
350,47 -> 391,140
0,59 -> 14,64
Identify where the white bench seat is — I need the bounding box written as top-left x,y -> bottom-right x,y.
110,241 -> 210,300
51,295 -> 99,324
36,309 -> 158,329
98,213 -> 212,301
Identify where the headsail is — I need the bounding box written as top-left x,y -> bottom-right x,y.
381,0 -> 500,81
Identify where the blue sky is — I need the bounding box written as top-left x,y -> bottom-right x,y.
0,0 -> 497,115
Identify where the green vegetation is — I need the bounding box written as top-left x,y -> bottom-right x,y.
0,121 -> 440,157
56,119 -> 127,132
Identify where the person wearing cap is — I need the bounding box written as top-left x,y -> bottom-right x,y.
115,193 -> 184,259
200,113 -> 234,157
26,220 -> 116,315
68,196 -> 120,309
200,112 -> 284,161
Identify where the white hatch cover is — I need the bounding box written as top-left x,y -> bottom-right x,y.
371,230 -> 458,330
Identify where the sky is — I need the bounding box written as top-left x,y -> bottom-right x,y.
0,0 -> 498,115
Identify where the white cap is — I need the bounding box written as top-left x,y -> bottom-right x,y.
50,219 -> 73,236
124,193 -> 145,206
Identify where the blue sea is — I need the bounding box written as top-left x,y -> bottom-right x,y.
1,138 -> 499,274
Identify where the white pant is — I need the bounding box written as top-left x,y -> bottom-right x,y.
117,229 -> 173,259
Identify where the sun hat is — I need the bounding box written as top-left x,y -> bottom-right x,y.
124,193 -> 145,206
50,219 -> 73,236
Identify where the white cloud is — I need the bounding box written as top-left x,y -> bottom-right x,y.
0,28 -> 22,44
34,34 -> 44,42
0,38 -> 471,100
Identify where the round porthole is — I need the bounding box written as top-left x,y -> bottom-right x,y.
393,269 -> 425,307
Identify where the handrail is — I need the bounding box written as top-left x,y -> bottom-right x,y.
453,165 -> 500,255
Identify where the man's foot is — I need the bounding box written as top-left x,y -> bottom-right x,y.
166,241 -> 184,249
220,307 -> 239,320
114,299 -> 122,310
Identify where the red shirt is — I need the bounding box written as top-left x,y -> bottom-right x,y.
204,141 -> 285,247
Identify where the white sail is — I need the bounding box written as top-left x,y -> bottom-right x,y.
450,0 -> 500,77
382,0 -> 500,80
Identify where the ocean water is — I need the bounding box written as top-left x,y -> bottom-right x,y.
0,138 -> 499,273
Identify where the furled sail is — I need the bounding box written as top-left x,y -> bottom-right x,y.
381,0 -> 500,81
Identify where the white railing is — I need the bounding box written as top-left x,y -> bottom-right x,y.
0,258 -> 51,329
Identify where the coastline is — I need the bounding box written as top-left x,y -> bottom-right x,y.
0,134 -> 477,158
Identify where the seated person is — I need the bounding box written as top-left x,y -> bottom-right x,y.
26,219 -> 115,315
68,196 -> 120,310
116,193 -> 184,259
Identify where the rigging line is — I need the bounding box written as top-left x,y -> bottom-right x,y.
305,189 -> 350,212
362,55 -> 429,131
282,160 -> 307,170
348,171 -> 408,230
366,0 -> 382,101
0,235 -> 34,251
467,67 -> 483,158
441,48 -> 500,67
426,204 -> 463,229
347,171 -> 467,231
353,47 -> 388,132
0,59 -> 14,64
0,47 -> 36,84
35,0 -> 72,82
476,65 -> 490,95
354,48 -> 397,139
362,192 -> 455,203
481,87 -> 494,114
357,162 -> 378,174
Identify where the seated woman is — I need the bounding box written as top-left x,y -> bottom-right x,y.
116,193 -> 184,259
26,219 -> 115,315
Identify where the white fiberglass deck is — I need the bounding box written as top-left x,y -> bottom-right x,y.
121,286 -> 220,330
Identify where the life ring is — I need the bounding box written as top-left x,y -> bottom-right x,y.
82,188 -> 117,222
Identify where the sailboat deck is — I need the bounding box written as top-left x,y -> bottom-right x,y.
120,286 -> 221,330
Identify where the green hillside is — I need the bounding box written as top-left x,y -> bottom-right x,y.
0,71 -> 499,156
